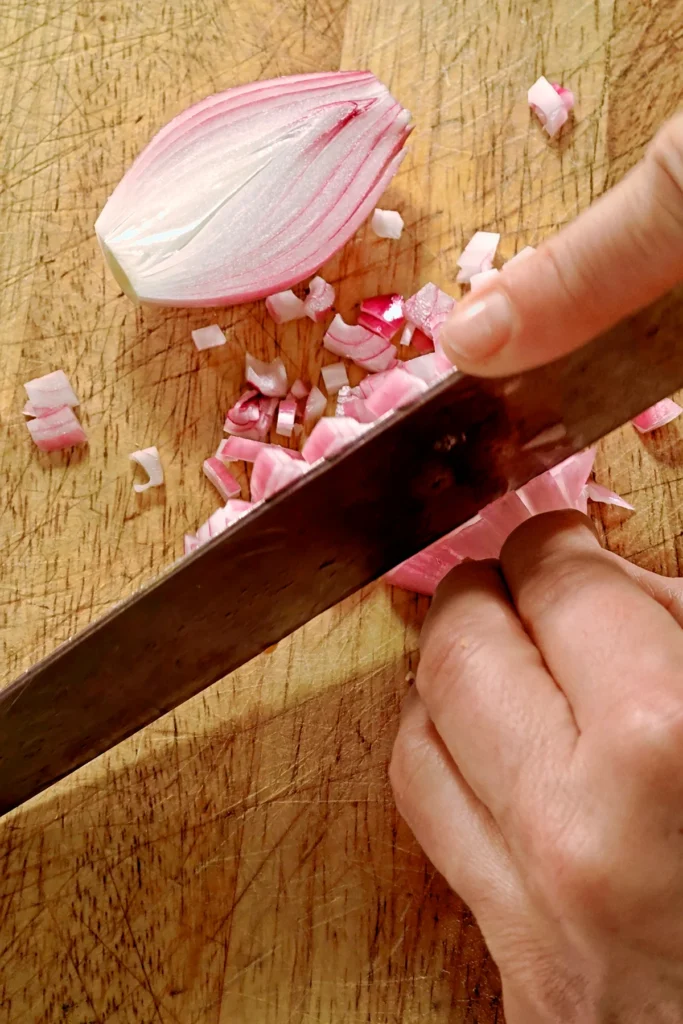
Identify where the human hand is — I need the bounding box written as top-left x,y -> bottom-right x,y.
439,112 -> 683,375
391,512 -> 683,1023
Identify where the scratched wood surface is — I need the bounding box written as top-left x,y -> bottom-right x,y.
1,0 -> 682,1021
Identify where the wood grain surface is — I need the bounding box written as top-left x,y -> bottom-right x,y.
1,0 -> 682,1021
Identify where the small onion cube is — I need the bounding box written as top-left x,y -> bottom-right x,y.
290,378 -> 310,400
26,406 -> 87,452
456,232 -> 500,283
245,354 -> 288,398
24,369 -> 79,412
400,323 -> 415,347
371,208 -> 404,239
129,446 -> 164,492
265,289 -> 307,324
191,324 -> 226,350
321,362 -> 350,395
276,399 -> 297,438
304,385 -> 327,423
304,276 -> 335,322
528,76 -> 569,137
203,457 -> 241,500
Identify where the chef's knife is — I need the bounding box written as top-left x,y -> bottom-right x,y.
1,289 -> 682,815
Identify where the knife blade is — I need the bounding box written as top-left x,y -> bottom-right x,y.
2,288 -> 682,815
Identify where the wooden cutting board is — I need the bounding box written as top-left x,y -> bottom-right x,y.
1,0 -> 682,1021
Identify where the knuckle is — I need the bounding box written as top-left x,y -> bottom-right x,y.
388,725 -> 424,819
648,112 -> 683,233
606,695 -> 683,781
516,552 -> 606,631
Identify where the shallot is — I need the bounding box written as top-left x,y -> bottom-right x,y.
96,72 -> 411,307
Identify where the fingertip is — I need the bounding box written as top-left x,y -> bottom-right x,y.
439,287 -> 515,372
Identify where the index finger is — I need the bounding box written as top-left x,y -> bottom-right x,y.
439,112 -> 683,375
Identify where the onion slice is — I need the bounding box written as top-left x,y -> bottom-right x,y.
323,314 -> 397,372
304,276 -> 335,322
632,399 -> 683,433
203,457 -> 241,500
191,324 -> 226,350
130,446 -> 164,492
26,406 -> 87,452
371,208 -> 404,239
24,370 -> 79,412
96,72 -> 411,307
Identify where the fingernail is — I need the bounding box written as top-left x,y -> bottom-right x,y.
440,290 -> 514,365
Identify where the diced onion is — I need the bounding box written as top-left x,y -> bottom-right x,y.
26,406 -> 87,452
245,354 -> 288,397
129,446 -> 164,492
276,399 -> 297,438
24,369 -> 79,412
321,362 -> 350,395
456,232 -> 500,283
528,76 -> 570,137
265,290 -> 307,324
371,208 -> 404,239
191,324 -> 226,350
357,293 -> 406,341
304,385 -> 327,423
203,457 -> 241,500
323,314 -> 397,372
403,283 -> 455,341
632,399 -> 683,433
302,417 -> 370,462
304,276 -> 335,322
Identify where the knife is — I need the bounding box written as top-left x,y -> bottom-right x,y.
2,288 -> 682,815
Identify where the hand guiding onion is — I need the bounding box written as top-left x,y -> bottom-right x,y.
392,112 -> 683,1024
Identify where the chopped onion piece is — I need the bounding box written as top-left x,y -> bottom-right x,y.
400,322 -> 415,347
335,384 -> 376,423
203,457 -> 241,500
371,208 -> 404,239
321,362 -> 350,395
302,417 -> 370,462
552,83 -> 576,112
184,534 -> 199,555
96,72 -> 411,307
24,370 -> 79,412
129,446 -> 164,492
632,399 -> 683,433
503,245 -> 536,270
304,276 -> 335,322
290,378 -> 310,400
276,399 -> 297,438
224,390 -> 277,438
357,293 -> 405,341
191,324 -> 226,350
403,351 -> 454,384
469,268 -> 500,293
265,290 -> 307,324
304,385 -> 327,423
404,283 -> 455,342
245,354 -> 288,398
584,482 -> 634,510
456,232 -> 500,283
196,500 -> 254,545
386,451 -> 632,595
323,314 -> 397,372
26,406 -> 87,452
23,400 -> 62,418
218,436 -> 274,462
364,367 -> 428,417
528,76 -> 570,137
250,447 -> 311,502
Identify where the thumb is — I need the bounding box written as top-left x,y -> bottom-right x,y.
440,112 -> 683,376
